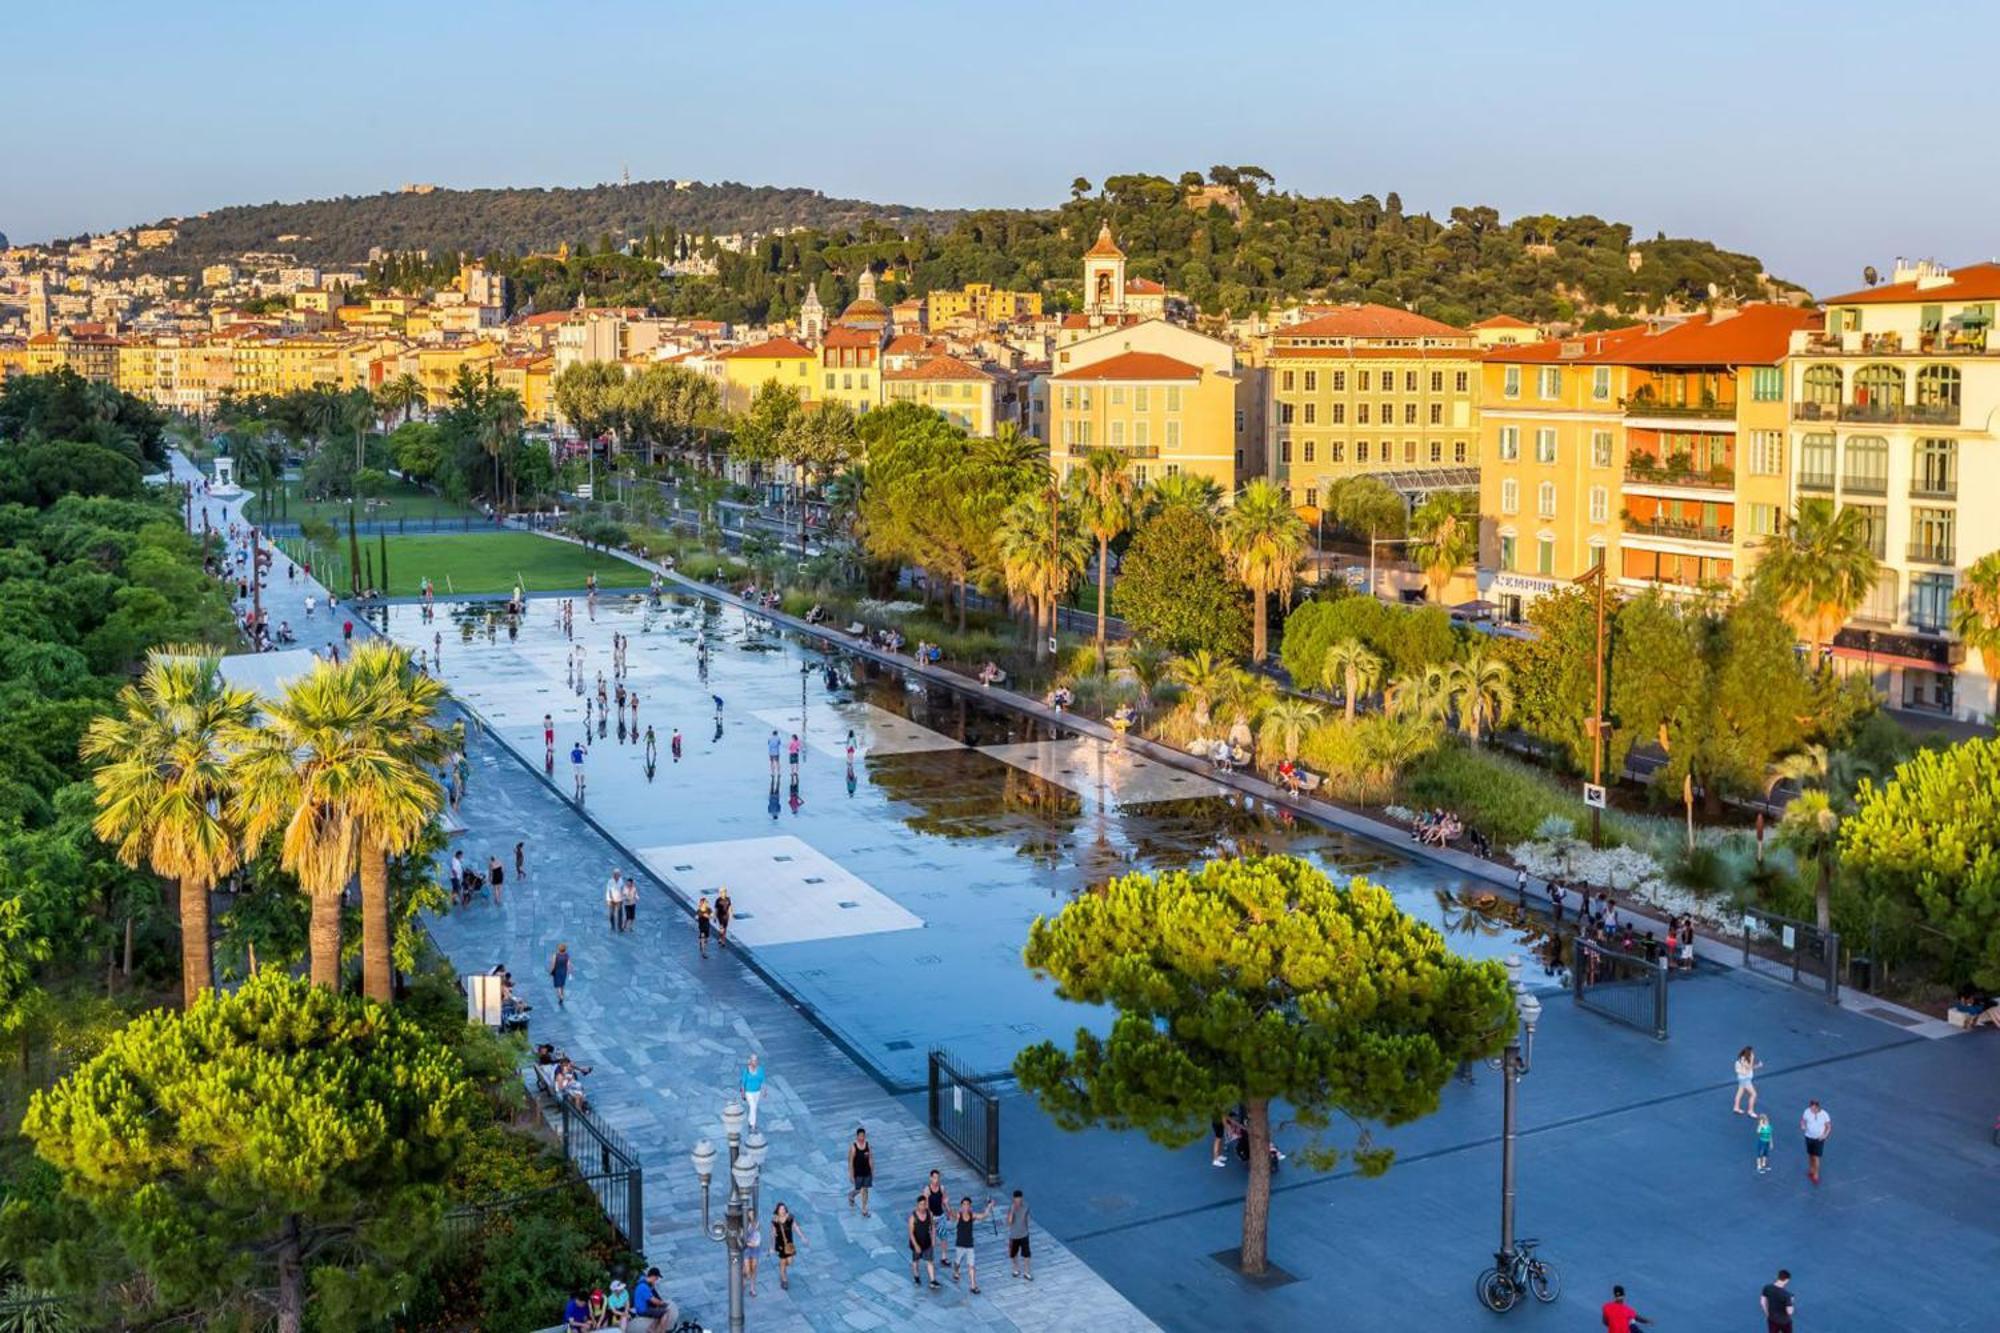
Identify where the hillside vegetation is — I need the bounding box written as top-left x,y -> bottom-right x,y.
126,167 -> 1794,326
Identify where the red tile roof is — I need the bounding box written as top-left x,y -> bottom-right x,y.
1471,314 -> 1535,330
1052,350 -> 1202,382
721,336 -> 814,360
1479,326 -> 1653,365
884,333 -> 937,356
1085,223 -> 1125,259
1619,304 -> 1821,367
886,354 -> 992,383
516,311 -> 572,327
822,326 -> 881,349
1820,261 -> 2000,306
1125,277 -> 1165,294
1269,345 -> 1477,361
1278,304 -> 1467,340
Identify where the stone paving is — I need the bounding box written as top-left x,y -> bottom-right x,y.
178,454 -> 1155,1331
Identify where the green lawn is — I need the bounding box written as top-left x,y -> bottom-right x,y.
245,478 -> 480,526
277,531 -> 653,597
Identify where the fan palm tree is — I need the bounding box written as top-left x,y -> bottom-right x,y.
80,652 -> 257,1010
1167,649 -> 1231,729
1408,494 -> 1478,606
1764,742 -> 1872,817
1320,637 -> 1384,722
995,488 -> 1088,662
377,371 -> 426,426
1385,665 -> 1452,725
1145,471 -> 1223,517
1219,479 -> 1308,665
1752,498 -> 1879,663
1070,449 -> 1138,670
1257,698 -> 1322,767
480,383 -> 525,505
340,643 -> 449,1004
1951,551 -> 2000,717
227,661 -> 374,992
1113,639 -> 1171,708
1445,646 -> 1514,745
1776,789 -> 1841,936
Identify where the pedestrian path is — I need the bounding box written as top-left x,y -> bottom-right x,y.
173,453 -> 1156,1333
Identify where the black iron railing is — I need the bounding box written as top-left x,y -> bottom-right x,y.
927,1047 -> 1001,1185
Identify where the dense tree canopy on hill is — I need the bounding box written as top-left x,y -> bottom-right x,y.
121,169 -> 1792,324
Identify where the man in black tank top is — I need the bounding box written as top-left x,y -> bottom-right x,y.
846,1127 -> 873,1217
951,1196 -> 995,1293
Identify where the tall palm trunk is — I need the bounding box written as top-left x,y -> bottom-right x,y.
309,889 -> 343,990
1249,579 -> 1269,664
179,875 -> 212,1010
1815,854 -> 1833,937
359,842 -> 393,1004
1240,1098 -> 1273,1274
1095,535 -> 1111,669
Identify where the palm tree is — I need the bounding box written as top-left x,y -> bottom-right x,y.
995,488 -> 1088,662
227,661 -> 373,992
1320,637 -> 1383,722
1070,449 -> 1138,670
1408,494 -> 1478,606
1167,649 -> 1231,729
1445,646 -> 1514,745
1257,698 -> 1322,767
1145,471 -> 1223,517
340,643 -> 449,1004
377,371 -> 426,426
1752,498 -> 1879,663
1951,551 -> 2000,717
1776,789 -> 1841,936
1113,639 -> 1171,708
1385,665 -> 1452,725
80,652 -> 257,1010
1219,479 -> 1308,665
1764,742 -> 1872,817
480,382 -> 525,506
339,389 -> 376,594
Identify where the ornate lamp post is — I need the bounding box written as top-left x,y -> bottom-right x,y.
1486,953 -> 1544,1302
690,1101 -> 767,1333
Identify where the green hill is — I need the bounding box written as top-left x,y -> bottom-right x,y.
122,168 -> 1796,327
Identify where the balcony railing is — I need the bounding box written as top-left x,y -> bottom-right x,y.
1802,331 -> 1992,356
1797,471 -> 1835,492
1792,400 -> 1962,426
1839,475 -> 1888,496
1066,443 -> 1160,458
1623,397 -> 1735,419
1910,481 -> 1957,500
1623,517 -> 1735,544
1623,455 -> 1735,490
1906,542 -> 1956,566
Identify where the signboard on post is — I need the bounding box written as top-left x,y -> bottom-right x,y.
1582,782 -> 1607,810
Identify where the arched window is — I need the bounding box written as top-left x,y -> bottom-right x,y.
1853,364 -> 1904,408
1841,435 -> 1888,494
1915,364 -> 1961,408
1802,365 -> 1842,405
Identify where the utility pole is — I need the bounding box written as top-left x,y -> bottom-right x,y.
1575,564 -> 1610,847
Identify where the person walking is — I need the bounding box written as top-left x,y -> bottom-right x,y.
622,875 -> 637,933
847,1126 -> 873,1216
770,1202 -> 803,1292
1755,1113 -> 1773,1175
514,840 -> 526,881
606,873 -> 623,933
570,740 -> 587,802
788,732 -> 801,772
448,849 -> 465,905
740,1053 -> 765,1131
1760,1269 -> 1795,1332
924,1171 -> 948,1255
696,895 -> 713,958
714,886 -> 732,947
1600,1284 -> 1651,1331
643,725 -> 657,774
548,943 -> 571,1008
908,1196 -> 939,1290
1515,867 -> 1528,909
671,727 -> 683,763
740,1211 -> 762,1299
1005,1189 -> 1032,1281
951,1196 -> 994,1293
1733,1046 -> 1763,1115
543,713 -> 555,754
767,729 -> 782,776
486,853 -> 504,907
1801,1100 -> 1832,1184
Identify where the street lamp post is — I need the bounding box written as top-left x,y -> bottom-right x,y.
1494,955 -> 1542,1282
690,1102 -> 767,1333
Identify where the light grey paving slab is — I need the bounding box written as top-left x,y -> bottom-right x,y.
978,736 -> 1225,806
634,835 -> 925,946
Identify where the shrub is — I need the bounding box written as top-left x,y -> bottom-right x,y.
1400,744 -> 1599,845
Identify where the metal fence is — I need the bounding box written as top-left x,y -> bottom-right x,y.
253,514 -> 501,537
928,1047 -> 1001,1185
526,1070 -> 647,1249
1741,906 -> 1841,1003
1573,939 -> 1670,1040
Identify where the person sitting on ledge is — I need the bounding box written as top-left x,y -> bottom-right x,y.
977,661 -> 1006,686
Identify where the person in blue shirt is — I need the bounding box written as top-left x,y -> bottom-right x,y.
741,1053 -> 766,1130
630,1267 -> 677,1327
561,1291 -> 589,1332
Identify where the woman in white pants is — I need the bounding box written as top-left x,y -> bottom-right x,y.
741,1053 -> 765,1130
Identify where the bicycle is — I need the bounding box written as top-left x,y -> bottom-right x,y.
1475,1238 -> 1561,1312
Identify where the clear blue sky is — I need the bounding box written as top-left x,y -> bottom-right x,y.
4,0 -> 1995,295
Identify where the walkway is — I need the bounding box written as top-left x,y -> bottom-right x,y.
175,454 -> 1155,1331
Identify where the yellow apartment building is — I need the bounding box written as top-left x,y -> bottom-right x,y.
1788,259 -> 2000,720
925,283 -> 1042,328
819,325 -> 884,416
882,354 -> 996,435
1047,348 -> 1238,492
495,354 -> 556,424
719,336 -> 817,412
415,340 -> 501,404
1264,304 -> 1482,516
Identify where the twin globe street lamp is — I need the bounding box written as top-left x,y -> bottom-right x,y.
690,1101 -> 768,1333
1476,954 -> 1553,1312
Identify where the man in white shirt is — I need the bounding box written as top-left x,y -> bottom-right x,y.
1800,1100 -> 1832,1184
448,851 -> 464,903
606,870 -> 624,933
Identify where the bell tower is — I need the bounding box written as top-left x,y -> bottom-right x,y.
1082,222 -> 1126,315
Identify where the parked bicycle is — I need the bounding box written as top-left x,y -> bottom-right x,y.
1475,1237 -> 1561,1312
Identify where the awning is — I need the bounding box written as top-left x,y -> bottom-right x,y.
1829,644 -> 1954,674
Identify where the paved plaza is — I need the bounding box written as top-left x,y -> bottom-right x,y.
181,456 -> 2000,1331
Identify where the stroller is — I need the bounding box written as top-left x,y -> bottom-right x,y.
457,868 -> 487,906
